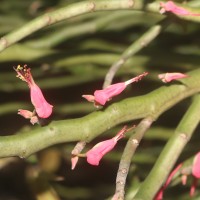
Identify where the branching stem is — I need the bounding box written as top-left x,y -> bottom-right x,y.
134,94 -> 200,200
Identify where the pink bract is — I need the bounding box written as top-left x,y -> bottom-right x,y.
94,82 -> 126,105
158,72 -> 188,83
86,126 -> 128,166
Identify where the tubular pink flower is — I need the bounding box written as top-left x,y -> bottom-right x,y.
160,1 -> 200,16
93,82 -> 126,106
86,126 -> 128,166
158,72 -> 188,83
82,72 -> 148,106
14,65 -> 53,118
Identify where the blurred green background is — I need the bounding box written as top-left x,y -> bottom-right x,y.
0,0 -> 200,199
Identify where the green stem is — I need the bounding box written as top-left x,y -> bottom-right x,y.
134,94 -> 200,200
0,69 -> 199,158
0,0 -> 134,52
1,0 -> 200,53
103,18 -> 169,88
0,44 -> 54,62
114,118 -> 154,200
25,11 -> 155,49
54,53 -> 198,71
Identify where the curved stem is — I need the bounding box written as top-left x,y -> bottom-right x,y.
0,0 -> 134,52
1,0 -> 200,53
25,11 -> 148,49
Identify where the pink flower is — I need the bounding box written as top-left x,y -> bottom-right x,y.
158,72 -> 188,83
160,1 -> 200,16
14,65 -> 53,118
190,152 -> 200,196
86,126 -> 129,166
82,72 -> 148,107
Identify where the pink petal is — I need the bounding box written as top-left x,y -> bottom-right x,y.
154,188 -> 164,200
18,109 -> 39,125
82,95 -> 95,103
86,139 -> 116,166
94,72 -> 148,105
18,109 -> 33,119
94,82 -> 126,105
160,1 -> 200,16
30,83 -> 53,118
192,152 -> 200,179
71,156 -> 79,170
86,126 -> 127,166
158,72 -> 188,83
160,1 -> 190,15
30,116 -> 39,125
